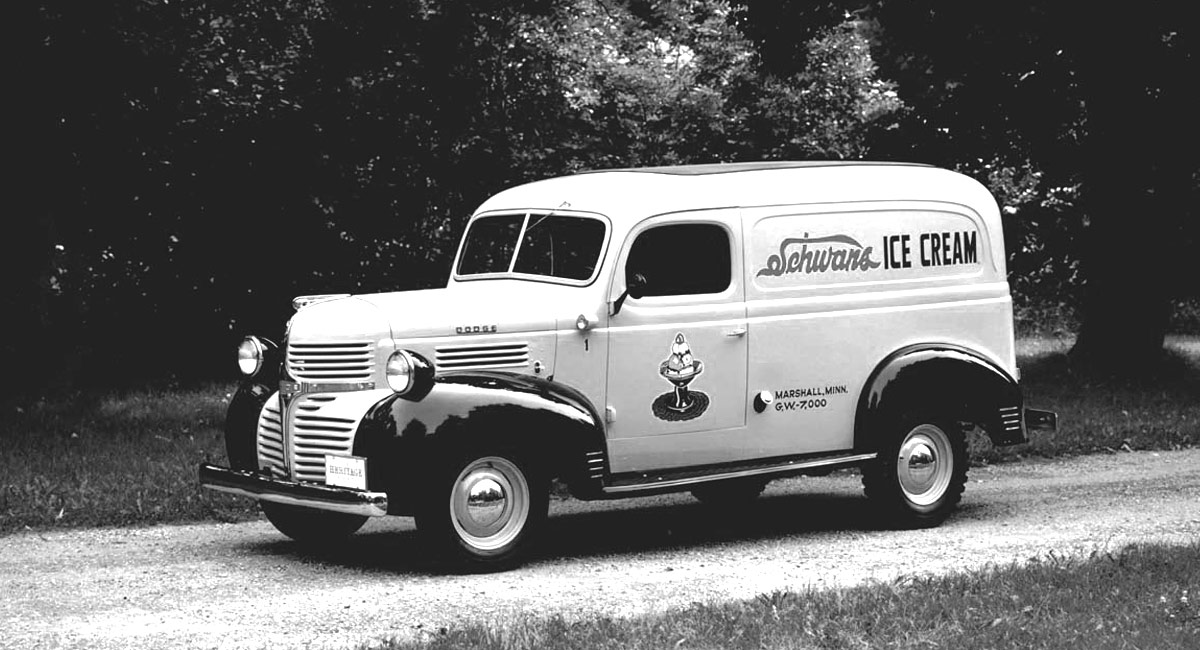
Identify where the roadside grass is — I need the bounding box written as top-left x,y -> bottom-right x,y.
0,384 -> 257,534
981,335 -> 1200,462
1,336 -> 1197,534
368,542 -> 1199,650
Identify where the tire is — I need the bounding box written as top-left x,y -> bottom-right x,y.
690,478 -> 768,508
260,501 -> 368,545
862,412 -> 968,528
415,451 -> 549,570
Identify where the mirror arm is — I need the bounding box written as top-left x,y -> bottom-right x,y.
611,273 -> 646,317
611,290 -> 630,317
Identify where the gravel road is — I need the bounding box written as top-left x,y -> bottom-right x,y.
2,449 -> 1198,650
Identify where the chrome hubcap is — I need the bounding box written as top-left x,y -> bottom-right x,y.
896,424 -> 953,508
450,456 -> 529,552
465,477 -> 506,528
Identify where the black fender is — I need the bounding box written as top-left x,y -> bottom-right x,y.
855,343 -> 1026,451
224,381 -> 274,471
353,372 -> 608,514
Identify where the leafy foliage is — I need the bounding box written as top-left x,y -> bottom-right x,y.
8,0 -> 900,391
861,1 -> 1198,370
11,0 -> 1193,390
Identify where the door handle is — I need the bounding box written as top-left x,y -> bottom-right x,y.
725,327 -> 747,337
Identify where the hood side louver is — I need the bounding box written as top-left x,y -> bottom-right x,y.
435,342 -> 529,371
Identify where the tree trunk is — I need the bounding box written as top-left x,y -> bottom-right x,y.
1067,5 -> 1192,374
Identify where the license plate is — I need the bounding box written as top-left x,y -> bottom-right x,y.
325,455 -> 367,491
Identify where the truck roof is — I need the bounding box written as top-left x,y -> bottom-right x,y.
585,160 -> 931,176
470,161 -> 1001,241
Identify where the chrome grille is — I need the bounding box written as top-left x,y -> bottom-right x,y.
292,396 -> 356,483
287,341 -> 374,381
255,393 -> 360,483
256,395 -> 285,476
435,342 -> 529,371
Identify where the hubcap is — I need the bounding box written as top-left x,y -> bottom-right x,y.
896,424 -> 953,508
450,456 -> 530,552
465,477 -> 506,528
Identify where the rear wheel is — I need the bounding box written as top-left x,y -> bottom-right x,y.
416,452 -> 548,570
862,413 -> 968,527
260,501 -> 368,545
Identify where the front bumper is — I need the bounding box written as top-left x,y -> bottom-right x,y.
199,464 -> 389,517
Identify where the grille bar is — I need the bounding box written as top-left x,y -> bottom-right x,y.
287,341 -> 375,381
292,394 -> 357,483
256,396 -> 286,475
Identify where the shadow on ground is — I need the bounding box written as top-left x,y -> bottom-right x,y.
236,478 -> 994,576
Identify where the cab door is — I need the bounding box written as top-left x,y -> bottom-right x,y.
604,211 -> 748,474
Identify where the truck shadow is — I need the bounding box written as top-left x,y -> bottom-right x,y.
241,485 -> 990,575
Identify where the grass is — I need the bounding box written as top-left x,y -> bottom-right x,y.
984,335 -> 1200,461
0,383 -> 257,534
366,542 -> 1199,650
1,336 -> 1197,534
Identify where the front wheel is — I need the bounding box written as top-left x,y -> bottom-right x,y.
260,501 -> 368,546
862,415 -> 967,528
415,452 -> 548,570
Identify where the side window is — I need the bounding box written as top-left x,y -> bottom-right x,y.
626,223 -> 731,297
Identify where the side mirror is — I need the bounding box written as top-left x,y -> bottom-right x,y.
611,273 -> 648,317
627,273 -> 648,299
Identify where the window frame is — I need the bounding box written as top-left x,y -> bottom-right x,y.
451,210 -> 612,287
618,218 -> 740,305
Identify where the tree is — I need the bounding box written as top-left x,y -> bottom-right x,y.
9,0 -> 904,392
1067,3 -> 1198,371
859,1 -> 1198,373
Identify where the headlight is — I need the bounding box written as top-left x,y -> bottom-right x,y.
237,336 -> 265,377
385,350 -> 415,394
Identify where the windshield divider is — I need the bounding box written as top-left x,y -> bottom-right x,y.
506,212 -> 532,274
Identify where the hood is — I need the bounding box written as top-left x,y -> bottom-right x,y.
353,280 -> 603,340
287,295 -> 390,344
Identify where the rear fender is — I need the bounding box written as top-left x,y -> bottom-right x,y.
353,372 -> 608,513
855,344 -> 1026,451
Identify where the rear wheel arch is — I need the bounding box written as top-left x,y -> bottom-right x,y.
854,343 -> 1023,452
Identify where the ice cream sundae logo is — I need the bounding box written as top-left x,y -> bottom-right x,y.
756,233 -> 882,278
652,333 -> 710,422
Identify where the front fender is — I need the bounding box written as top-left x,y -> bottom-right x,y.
224,381 -> 274,471
855,344 -> 1026,450
353,372 -> 608,514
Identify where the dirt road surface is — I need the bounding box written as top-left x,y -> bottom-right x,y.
2,449 -> 1198,650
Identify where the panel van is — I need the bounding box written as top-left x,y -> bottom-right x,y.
201,161 -> 1056,568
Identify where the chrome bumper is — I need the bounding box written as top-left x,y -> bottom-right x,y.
199,464 -> 389,517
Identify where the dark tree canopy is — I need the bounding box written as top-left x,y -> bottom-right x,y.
6,1 -> 1195,395
860,1 -> 1198,373
7,0 -> 900,394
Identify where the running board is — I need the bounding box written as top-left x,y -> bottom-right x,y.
601,452 -> 877,496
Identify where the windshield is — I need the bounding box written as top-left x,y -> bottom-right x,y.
456,213 -> 608,283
